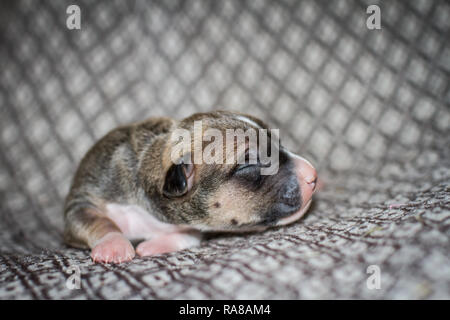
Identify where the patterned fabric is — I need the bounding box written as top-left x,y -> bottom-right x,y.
0,0 -> 449,299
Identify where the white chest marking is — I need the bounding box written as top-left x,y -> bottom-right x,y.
105,203 -> 190,240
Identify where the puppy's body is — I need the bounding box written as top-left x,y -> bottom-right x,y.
64,111 -> 317,263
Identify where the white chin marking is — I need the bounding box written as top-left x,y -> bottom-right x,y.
276,199 -> 312,226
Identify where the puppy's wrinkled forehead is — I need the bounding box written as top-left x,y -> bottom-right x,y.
164,111 -> 273,176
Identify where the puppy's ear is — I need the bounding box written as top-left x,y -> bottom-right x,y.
163,162 -> 194,197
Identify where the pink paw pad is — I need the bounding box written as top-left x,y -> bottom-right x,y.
91,233 -> 135,264
136,233 -> 200,257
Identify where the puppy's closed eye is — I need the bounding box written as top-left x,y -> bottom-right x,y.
233,164 -> 263,186
235,163 -> 259,173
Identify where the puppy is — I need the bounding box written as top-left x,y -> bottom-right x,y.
64,111 -> 317,263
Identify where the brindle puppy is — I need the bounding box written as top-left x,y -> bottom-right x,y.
64,111 -> 317,263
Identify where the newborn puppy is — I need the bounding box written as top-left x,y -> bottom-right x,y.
64,111 -> 317,263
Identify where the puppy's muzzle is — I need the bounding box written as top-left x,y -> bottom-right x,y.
261,176 -> 302,226
275,154 -> 317,226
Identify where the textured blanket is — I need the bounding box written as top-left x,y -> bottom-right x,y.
0,0 -> 449,299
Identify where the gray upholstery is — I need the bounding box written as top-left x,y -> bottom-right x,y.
0,0 -> 449,299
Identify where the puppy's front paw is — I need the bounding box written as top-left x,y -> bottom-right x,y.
136,233 -> 201,257
91,232 -> 135,264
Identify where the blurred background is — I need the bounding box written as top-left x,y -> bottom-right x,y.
0,0 -> 449,299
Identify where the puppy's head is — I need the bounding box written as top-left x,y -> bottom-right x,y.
156,111 -> 317,231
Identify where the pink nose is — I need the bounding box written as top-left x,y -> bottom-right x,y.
275,153 -> 318,226
299,159 -> 317,190
292,154 -> 317,206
